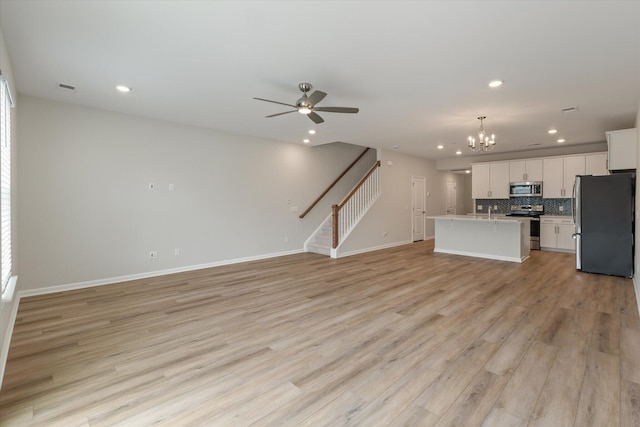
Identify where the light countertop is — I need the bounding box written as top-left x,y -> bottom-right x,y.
429,215 -> 532,222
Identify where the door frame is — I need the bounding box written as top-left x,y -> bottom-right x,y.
412,176 -> 426,242
446,180 -> 457,215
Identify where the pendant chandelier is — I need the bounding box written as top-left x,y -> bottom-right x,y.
468,116 -> 496,152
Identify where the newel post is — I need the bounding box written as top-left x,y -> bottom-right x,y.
331,204 -> 339,249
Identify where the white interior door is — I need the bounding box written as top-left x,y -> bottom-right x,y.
446,180 -> 457,215
412,176 -> 425,242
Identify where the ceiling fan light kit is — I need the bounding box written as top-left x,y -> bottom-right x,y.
254,82 -> 359,124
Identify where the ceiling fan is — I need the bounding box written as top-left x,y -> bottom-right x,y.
253,82 -> 359,124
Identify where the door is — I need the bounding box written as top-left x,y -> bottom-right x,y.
412,176 -> 425,242
446,180 -> 456,215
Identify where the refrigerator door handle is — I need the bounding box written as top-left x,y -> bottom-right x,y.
573,176 -> 581,271
571,180 -> 577,223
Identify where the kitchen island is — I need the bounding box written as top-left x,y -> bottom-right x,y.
429,215 -> 531,263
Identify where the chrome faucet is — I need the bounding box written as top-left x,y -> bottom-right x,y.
488,206 -> 492,219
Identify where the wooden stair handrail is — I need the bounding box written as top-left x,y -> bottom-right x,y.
332,160 -> 381,248
299,147 -> 371,219
337,161 -> 381,209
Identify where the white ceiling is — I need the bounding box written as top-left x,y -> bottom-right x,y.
1,1 -> 639,162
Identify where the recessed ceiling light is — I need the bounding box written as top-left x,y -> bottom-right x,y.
393,145 -> 399,149
548,129 -> 558,134
557,138 -> 565,143
456,150 -> 462,155
116,85 -> 131,93
488,80 -> 503,88
303,139 -> 310,143
437,145 -> 444,149
465,170 -> 470,174
308,130 -> 316,135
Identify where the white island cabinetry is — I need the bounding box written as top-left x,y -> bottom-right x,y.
429,215 -> 530,263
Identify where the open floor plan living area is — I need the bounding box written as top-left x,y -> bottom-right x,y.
1,1 -> 639,425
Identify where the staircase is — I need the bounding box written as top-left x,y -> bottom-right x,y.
305,217 -> 333,256
305,160 -> 381,258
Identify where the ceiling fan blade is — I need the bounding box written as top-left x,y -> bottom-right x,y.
314,107 -> 359,114
253,97 -> 297,108
265,110 -> 297,118
308,112 -> 324,124
306,90 -> 327,106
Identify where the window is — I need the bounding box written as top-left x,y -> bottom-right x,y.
1,75 -> 14,299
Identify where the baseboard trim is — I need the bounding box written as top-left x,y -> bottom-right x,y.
0,295 -> 21,391
337,240 -> 413,258
434,248 -> 527,263
635,276 -> 640,322
17,248 -> 305,299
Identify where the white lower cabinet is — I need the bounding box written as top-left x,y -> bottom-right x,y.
540,217 -> 575,252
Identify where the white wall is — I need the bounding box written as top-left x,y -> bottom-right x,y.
0,23 -> 19,390
339,149 -> 465,255
16,95 -> 376,293
635,96 -> 640,315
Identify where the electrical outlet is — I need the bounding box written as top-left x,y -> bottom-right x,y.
494,205 -> 498,210
559,206 -> 564,212
174,248 -> 180,256
477,205 -> 483,210
149,251 -> 158,259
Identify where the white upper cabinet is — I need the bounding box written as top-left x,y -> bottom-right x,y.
472,163 -> 491,199
472,162 -> 509,199
489,163 -> 510,199
543,157 -> 564,198
585,153 -> 609,176
543,155 -> 585,198
563,155 -> 585,197
475,152 -> 604,200
509,159 -> 542,182
607,128 -> 637,170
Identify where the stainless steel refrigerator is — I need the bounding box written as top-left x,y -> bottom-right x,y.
573,173 -> 634,278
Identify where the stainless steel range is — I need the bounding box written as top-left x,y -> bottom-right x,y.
506,204 -> 544,250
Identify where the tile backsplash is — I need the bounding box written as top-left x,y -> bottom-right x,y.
475,197 -> 572,216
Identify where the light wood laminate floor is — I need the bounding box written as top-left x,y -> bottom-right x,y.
1,240 -> 639,426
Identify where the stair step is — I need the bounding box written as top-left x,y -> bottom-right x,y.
307,243 -> 331,256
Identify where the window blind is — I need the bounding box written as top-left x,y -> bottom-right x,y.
1,78 -> 12,295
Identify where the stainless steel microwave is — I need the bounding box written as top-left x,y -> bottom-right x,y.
509,181 -> 542,197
